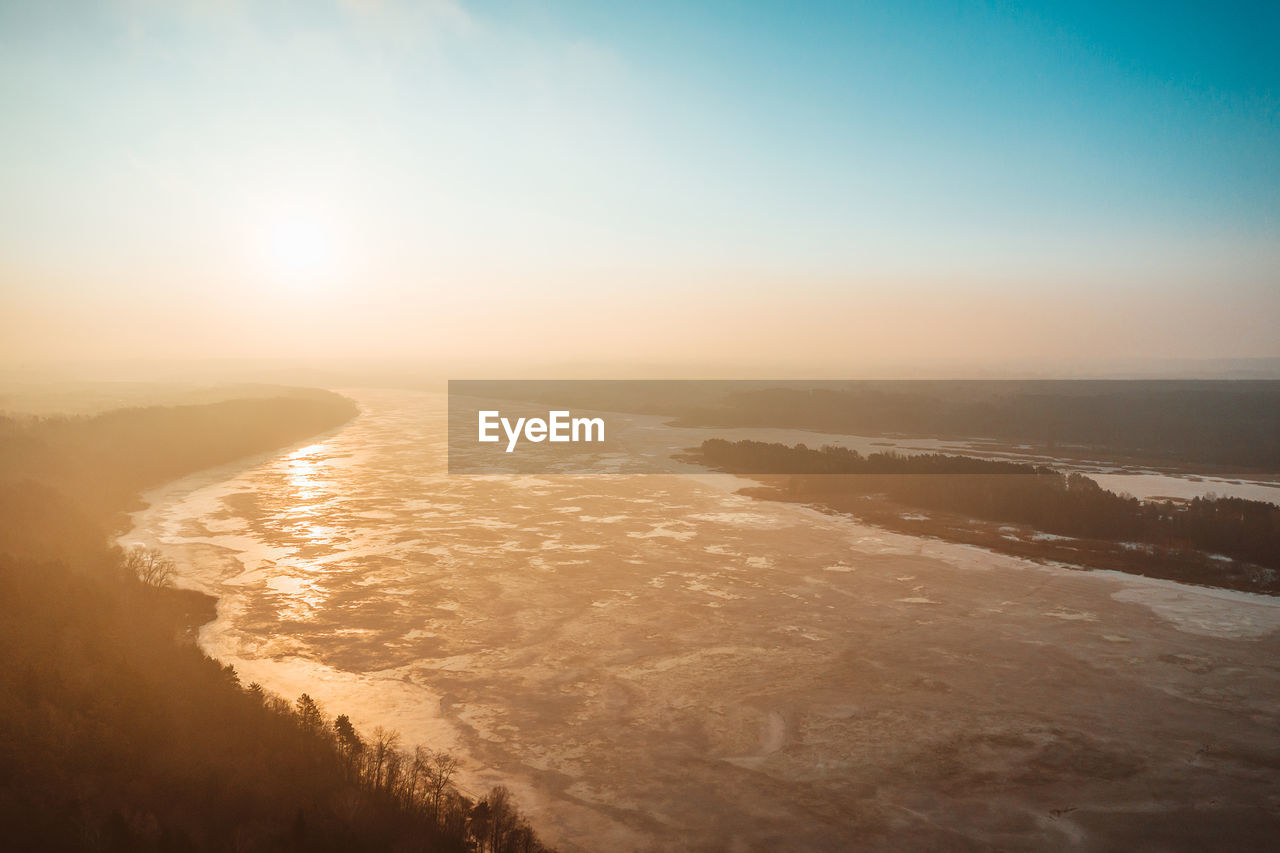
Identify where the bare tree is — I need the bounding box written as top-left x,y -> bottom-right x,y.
469,800 -> 491,853
425,750 -> 460,826
406,746 -> 428,808
486,786 -> 518,853
122,546 -> 176,587
366,726 -> 401,792
384,748 -> 404,799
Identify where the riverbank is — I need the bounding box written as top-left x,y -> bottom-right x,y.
0,390 -> 555,852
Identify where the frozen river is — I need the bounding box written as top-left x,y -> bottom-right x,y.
124,389 -> 1280,850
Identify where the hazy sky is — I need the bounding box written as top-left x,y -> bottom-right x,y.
1,0 -> 1277,373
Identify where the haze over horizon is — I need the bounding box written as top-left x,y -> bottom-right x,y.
2,1 -> 1277,372
4,8 -> 1280,849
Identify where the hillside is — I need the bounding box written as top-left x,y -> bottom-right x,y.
0,393 -> 553,852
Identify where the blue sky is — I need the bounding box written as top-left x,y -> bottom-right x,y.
1,1 -> 1276,369
553,0 -> 1277,239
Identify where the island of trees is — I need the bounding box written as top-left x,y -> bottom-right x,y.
0,392 -> 554,851
698,438 -> 1280,594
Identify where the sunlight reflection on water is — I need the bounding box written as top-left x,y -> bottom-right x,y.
123,389 -> 1280,853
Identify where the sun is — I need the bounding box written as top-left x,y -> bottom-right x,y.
251,203 -> 347,285
267,215 -> 333,275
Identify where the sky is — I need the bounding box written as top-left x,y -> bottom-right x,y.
1,0 -> 1277,375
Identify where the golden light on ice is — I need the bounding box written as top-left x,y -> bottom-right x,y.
285,443 -> 327,502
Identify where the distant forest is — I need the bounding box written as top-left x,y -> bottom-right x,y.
679,381 -> 1280,470
0,394 -> 554,851
453,379 -> 1280,471
699,439 -> 1280,594
0,390 -> 359,532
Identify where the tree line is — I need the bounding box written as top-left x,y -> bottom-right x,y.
440,380 -> 1280,469
679,381 -> 1280,470
0,391 -> 359,528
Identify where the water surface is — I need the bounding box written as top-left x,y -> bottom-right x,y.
126,389 -> 1280,851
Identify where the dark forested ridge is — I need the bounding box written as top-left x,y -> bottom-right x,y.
676,381 -> 1280,470
699,439 -> 1280,594
0,390 -> 360,532
0,394 -> 554,852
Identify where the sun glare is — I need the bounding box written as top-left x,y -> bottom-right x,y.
251,204 -> 347,285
